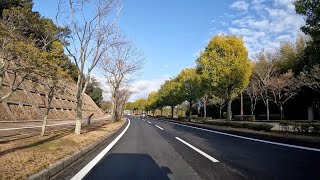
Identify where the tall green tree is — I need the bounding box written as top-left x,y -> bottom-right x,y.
158,79 -> 184,118
85,77 -> 103,105
294,0 -> 320,66
197,35 -> 252,121
176,68 -> 202,120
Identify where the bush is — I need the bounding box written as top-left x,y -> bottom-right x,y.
234,115 -> 255,121
203,120 -> 274,131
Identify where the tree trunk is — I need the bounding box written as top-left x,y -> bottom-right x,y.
160,108 -> 163,116
219,107 -> 222,119
266,98 -> 270,121
227,98 -> 232,121
203,103 -> 207,118
240,92 -> 243,121
189,101 -> 192,121
251,98 -> 254,115
171,106 -> 174,118
75,87 -> 83,134
41,114 -> 48,136
42,87 -> 54,136
280,103 -> 283,120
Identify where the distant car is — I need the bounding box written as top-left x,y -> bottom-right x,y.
140,113 -> 146,118
127,113 -> 131,116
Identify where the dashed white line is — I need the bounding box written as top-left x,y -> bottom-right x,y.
159,120 -> 320,152
147,121 -> 151,124
175,137 -> 219,163
155,125 -> 164,130
71,118 -> 131,180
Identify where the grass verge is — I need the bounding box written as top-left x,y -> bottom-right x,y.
0,118 -> 125,180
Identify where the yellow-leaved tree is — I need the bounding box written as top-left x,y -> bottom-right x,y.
197,35 -> 252,121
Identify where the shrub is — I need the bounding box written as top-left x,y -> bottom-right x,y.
234,115 -> 255,121
203,120 -> 274,131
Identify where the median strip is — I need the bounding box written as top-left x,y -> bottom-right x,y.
175,137 -> 219,163
155,125 -> 164,130
162,120 -> 320,152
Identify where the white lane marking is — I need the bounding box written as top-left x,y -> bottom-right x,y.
0,122 -> 72,131
147,121 -> 151,124
155,125 -> 164,130
71,118 -> 131,180
176,137 -> 219,163
158,120 -> 320,152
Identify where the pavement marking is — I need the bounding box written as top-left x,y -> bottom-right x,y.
159,120 -> 320,152
176,137 -> 219,163
71,118 -> 131,180
0,122 -> 72,131
155,125 -> 164,130
147,121 -> 152,124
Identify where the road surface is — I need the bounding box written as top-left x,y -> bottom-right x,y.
0,115 -> 110,138
61,116 -> 320,180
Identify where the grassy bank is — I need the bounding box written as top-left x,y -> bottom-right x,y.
0,119 -> 125,180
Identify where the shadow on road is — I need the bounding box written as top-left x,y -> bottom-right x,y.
84,153 -> 172,180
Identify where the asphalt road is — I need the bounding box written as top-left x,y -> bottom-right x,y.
0,116 -> 110,138
72,116 -> 320,180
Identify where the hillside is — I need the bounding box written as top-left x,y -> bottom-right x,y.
0,69 -> 104,121
0,3 -> 104,121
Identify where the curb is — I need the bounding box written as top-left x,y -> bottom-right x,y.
155,118 -> 320,149
28,119 -> 128,180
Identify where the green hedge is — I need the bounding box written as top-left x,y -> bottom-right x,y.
279,121 -> 320,134
234,115 -> 255,121
203,120 -> 274,131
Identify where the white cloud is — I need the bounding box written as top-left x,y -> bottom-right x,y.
230,1 -> 249,12
95,75 -> 169,102
128,77 -> 169,101
225,0 -> 304,56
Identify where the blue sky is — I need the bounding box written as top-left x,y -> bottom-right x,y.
33,0 -> 303,101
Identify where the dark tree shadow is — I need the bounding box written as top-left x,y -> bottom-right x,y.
84,153 -> 172,180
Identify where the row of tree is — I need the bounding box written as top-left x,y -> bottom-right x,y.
128,0 -> 320,121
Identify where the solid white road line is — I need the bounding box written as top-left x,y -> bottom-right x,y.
147,121 -> 151,124
159,120 -> 320,152
155,125 -> 164,130
0,122 -> 72,131
175,137 -> 219,163
71,118 -> 131,180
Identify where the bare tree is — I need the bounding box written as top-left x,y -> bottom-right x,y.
56,0 -> 122,134
245,76 -> 260,115
269,70 -> 301,119
253,51 -> 278,120
100,40 -> 144,122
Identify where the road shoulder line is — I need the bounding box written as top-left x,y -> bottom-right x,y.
159,120 -> 320,152
70,118 -> 131,180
